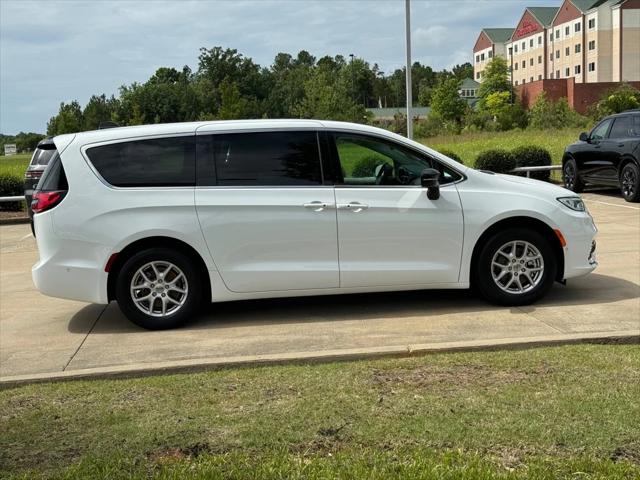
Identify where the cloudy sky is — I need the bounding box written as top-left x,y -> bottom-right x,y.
1,0 -> 553,134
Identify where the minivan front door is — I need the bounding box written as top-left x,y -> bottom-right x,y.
329,133 -> 464,288
195,129 -> 339,293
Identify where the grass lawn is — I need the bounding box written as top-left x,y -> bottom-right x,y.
0,153 -> 31,178
1,344 -> 638,479
422,128 -> 585,168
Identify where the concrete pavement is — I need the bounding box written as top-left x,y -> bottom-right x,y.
1,192 -> 638,384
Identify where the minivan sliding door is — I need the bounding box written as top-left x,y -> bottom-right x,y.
194,129 -> 339,293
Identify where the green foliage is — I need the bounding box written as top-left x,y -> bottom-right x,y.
477,56 -> 511,105
482,91 -> 528,131
351,156 -> 385,177
592,83 -> 640,118
529,92 -> 590,130
0,172 -> 24,211
437,149 -> 464,165
0,132 -> 45,154
475,149 -> 516,173
430,78 -> 467,124
46,101 -> 83,135
512,145 -> 552,181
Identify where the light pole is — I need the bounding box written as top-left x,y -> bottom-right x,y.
349,53 -> 355,103
405,0 -> 413,139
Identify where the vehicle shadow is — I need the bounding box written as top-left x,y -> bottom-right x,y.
68,273 -> 639,334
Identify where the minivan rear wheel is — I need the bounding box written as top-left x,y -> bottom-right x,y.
474,228 -> 557,306
115,248 -> 201,329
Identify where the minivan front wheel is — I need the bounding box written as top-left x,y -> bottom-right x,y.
115,248 -> 201,329
474,228 -> 556,306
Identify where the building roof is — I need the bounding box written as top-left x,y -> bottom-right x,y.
527,6 -> 560,26
482,28 -> 515,43
570,0 -> 609,12
460,78 -> 480,90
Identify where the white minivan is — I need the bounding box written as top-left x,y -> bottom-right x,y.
32,120 -> 597,329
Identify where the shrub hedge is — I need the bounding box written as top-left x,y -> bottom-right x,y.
511,146 -> 552,181
474,149 -> 516,174
437,149 -> 464,165
0,173 -> 24,212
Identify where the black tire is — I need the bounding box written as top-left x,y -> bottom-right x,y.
563,157 -> 584,193
115,248 -> 202,330
620,162 -> 640,203
473,228 -> 557,306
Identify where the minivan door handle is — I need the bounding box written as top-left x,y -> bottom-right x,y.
337,202 -> 369,212
303,201 -> 333,212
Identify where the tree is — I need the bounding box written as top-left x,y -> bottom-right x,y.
595,83 -> 640,117
47,101 -> 83,135
83,94 -> 119,130
452,62 -> 474,81
430,78 -> 467,123
477,56 -> 511,106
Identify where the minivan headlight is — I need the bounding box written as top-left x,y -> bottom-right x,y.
557,197 -> 586,212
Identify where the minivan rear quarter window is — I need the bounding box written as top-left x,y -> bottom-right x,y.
86,136 -> 195,187
199,131 -> 322,186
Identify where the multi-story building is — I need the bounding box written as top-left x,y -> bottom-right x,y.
472,0 -> 640,111
473,28 -> 514,81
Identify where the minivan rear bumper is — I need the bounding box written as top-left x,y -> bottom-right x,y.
32,213 -> 109,304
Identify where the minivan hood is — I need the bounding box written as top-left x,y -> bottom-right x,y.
470,169 -> 575,199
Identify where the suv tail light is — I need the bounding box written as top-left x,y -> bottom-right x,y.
25,170 -> 44,181
32,190 -> 66,214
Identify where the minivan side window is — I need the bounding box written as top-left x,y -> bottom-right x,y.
199,131 -> 322,186
86,136 -> 195,187
331,133 -> 462,186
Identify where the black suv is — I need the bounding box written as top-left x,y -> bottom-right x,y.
563,110 -> 640,202
24,137 -> 57,220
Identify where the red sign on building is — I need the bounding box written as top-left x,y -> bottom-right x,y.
515,20 -> 539,38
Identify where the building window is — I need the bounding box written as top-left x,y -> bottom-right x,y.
538,74 -> 543,80
588,40 -> 596,50
522,41 -> 525,50
588,18 -> 595,29
514,44 -> 518,53
555,29 -> 560,39
575,65 -> 581,74
550,72 -> 554,79
565,67 -> 570,77
549,32 -> 553,42
556,69 -> 560,78
556,50 -> 560,59
476,71 -> 481,79
530,58 -> 534,66
476,54 -> 480,62
481,53 -> 485,61
488,50 -> 493,58
550,52 -> 553,61
538,35 -> 542,45
522,79 -> 526,84
575,22 -> 581,32
515,80 -> 519,86
514,62 -> 518,71
575,44 -> 581,54
530,38 -> 534,48
565,47 -> 570,56
588,62 -> 596,72
565,26 -> 570,36
522,60 -> 525,68
530,76 -> 534,82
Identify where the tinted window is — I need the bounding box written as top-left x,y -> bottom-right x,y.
609,116 -> 638,138
205,131 -> 322,186
37,153 -> 67,191
332,133 -> 461,186
86,136 -> 195,187
590,119 -> 612,141
30,148 -> 56,166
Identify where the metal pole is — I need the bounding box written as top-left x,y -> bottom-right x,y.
405,0 -> 413,139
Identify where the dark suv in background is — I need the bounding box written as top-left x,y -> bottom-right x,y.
563,110 -> 640,202
24,137 -> 57,221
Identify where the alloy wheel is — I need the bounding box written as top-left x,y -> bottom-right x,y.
491,240 -> 545,294
130,261 -> 189,317
564,163 -> 575,190
621,167 -> 637,198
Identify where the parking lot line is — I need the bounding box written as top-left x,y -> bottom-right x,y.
583,199 -> 640,210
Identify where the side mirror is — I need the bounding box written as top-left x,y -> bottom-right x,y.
421,168 -> 440,200
579,132 -> 589,142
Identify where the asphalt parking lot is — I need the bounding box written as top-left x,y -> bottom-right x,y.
1,192 -> 638,383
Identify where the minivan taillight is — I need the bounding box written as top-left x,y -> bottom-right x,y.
31,191 -> 66,214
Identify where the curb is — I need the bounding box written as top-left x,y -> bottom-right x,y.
1,331 -> 637,387
0,217 -> 30,225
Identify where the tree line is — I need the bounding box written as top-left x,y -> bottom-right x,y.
45,46 -> 473,136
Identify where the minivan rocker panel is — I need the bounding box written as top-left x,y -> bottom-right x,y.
31,120 -> 597,329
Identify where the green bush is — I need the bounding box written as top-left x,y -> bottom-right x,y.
437,149 -> 464,165
352,156 -> 385,177
511,146 -> 552,181
0,173 -> 25,212
474,149 -> 516,174
529,93 -> 590,130
593,83 -> 640,118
